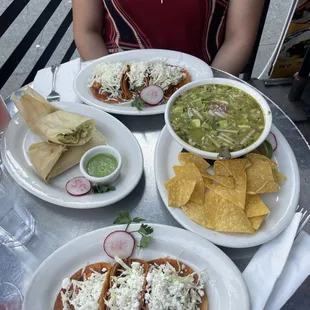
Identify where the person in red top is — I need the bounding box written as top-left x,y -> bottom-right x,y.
72,0 -> 264,75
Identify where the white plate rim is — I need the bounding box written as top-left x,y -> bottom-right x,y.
154,125 -> 300,248
73,49 -> 213,116
22,223 -> 250,310
1,102 -> 144,209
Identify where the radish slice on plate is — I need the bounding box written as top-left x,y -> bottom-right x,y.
268,132 -> 278,152
104,230 -> 135,259
65,177 -> 91,196
140,85 -> 164,106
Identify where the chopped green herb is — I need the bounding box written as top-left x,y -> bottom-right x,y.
113,211 -> 153,248
131,98 -> 145,111
138,223 -> 153,235
139,235 -> 152,248
92,184 -> 115,194
132,217 -> 146,223
113,211 -> 133,225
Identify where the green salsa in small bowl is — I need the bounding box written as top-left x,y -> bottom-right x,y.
80,145 -> 122,184
87,153 -> 118,177
165,78 -> 272,159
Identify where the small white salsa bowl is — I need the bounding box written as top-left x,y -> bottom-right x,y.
80,145 -> 122,184
164,78 -> 272,159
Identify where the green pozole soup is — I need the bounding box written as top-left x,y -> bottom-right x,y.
170,84 -> 265,153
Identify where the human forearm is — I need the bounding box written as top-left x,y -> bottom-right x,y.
212,0 -> 264,76
211,39 -> 254,76
75,31 -> 109,61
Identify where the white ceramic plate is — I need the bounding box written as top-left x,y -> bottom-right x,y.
155,125 -> 300,248
23,224 -> 250,310
73,49 -> 213,116
1,102 -> 143,208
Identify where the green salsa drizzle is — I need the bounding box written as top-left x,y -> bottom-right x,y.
86,153 -> 118,177
170,85 -> 265,153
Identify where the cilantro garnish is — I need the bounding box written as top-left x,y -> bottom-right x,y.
93,184 -> 115,194
131,98 -> 145,111
113,211 -> 153,248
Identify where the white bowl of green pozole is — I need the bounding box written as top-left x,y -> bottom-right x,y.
165,78 -> 272,159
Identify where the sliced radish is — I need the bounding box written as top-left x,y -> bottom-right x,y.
140,85 -> 164,106
65,177 -> 91,196
267,132 -> 278,152
104,230 -> 135,259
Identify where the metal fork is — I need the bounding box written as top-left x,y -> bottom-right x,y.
295,205 -> 310,237
47,64 -> 60,102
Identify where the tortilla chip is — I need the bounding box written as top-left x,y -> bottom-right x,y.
256,181 -> 280,194
164,176 -> 178,190
202,173 -> 234,188
173,165 -> 184,175
178,153 -> 210,173
249,216 -> 265,230
203,177 -> 212,186
220,159 -> 251,175
213,159 -> 249,208
206,171 -> 247,209
246,153 -> 277,169
167,179 -> 196,207
245,195 -> 270,218
215,201 -> 255,234
246,159 -> 275,194
203,191 -> 226,229
214,161 -> 232,177
184,191 -> 255,233
176,163 -> 205,204
273,169 -> 287,184
182,200 -> 211,228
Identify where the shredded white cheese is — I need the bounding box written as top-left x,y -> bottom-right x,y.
88,60 -> 186,99
88,62 -> 127,99
148,61 -> 186,90
104,258 -> 145,310
125,61 -> 149,90
60,268 -> 107,310
144,262 -> 205,310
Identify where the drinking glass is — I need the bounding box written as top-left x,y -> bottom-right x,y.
0,95 -> 35,247
0,283 -> 22,310
0,95 -> 28,309
0,164 -> 35,248
0,95 -> 11,133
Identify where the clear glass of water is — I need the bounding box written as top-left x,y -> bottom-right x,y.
0,169 -> 36,247
0,95 -> 11,133
0,282 -> 23,310
0,95 -> 35,247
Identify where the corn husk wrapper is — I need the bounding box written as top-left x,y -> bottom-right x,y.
28,129 -> 106,182
11,88 -> 95,146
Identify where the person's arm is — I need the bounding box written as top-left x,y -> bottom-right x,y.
72,0 -> 108,61
211,0 -> 264,75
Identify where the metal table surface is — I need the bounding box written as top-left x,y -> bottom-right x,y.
1,69 -> 310,309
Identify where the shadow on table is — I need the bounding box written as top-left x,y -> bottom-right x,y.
115,114 -> 165,133
220,245 -> 260,272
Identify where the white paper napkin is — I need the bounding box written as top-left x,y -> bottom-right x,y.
33,58 -> 82,103
264,230 -> 310,309
243,213 -> 302,310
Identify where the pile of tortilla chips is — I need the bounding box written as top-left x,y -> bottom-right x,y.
165,152 -> 286,234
